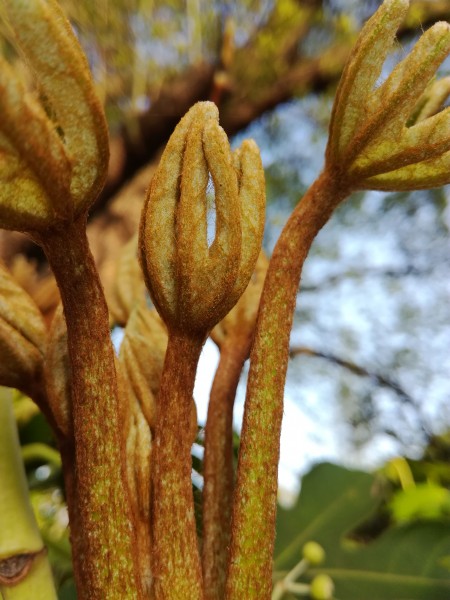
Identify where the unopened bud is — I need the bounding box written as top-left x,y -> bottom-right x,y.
139,101 -> 265,336
326,0 -> 450,192
310,574 -> 335,600
302,541 -> 325,566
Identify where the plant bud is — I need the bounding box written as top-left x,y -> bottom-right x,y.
139,101 -> 265,336
0,0 -> 109,232
302,541 -> 326,566
310,574 -> 335,600
326,0 -> 450,191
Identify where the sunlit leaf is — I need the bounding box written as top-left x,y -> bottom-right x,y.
389,482 -> 450,522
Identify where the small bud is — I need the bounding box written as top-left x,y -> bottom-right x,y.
302,541 -> 326,566
326,0 -> 450,191
9,255 -> 60,324
310,574 -> 335,600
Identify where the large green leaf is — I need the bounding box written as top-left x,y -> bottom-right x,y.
274,463 -> 450,599
274,462 -> 378,569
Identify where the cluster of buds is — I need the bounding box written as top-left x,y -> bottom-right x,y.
138,100 -> 266,599
272,541 -> 333,600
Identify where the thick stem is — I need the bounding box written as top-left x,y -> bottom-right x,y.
225,170 -> 350,599
0,389 -> 57,600
202,336 -> 248,600
151,331 -> 204,599
37,217 -> 141,600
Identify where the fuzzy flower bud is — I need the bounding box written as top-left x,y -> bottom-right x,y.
0,0 -> 109,232
139,101 -> 265,335
310,574 -> 335,600
326,0 -> 450,191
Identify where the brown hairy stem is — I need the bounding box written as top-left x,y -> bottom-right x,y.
202,335 -> 249,600
36,216 -> 141,600
151,331 -> 204,599
226,170 -> 351,599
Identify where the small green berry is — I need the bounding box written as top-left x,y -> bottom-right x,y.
310,574 -> 334,600
302,541 -> 326,566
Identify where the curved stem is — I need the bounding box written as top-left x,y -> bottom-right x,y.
202,335 -> 248,600
151,330 -> 204,599
37,216 -> 141,600
21,443 -> 62,467
226,170 -> 350,599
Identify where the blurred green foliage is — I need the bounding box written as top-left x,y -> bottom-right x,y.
274,462 -> 450,600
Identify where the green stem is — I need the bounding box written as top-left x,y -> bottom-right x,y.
202,336 -> 248,600
226,170 -> 350,599
21,443 -> 62,467
37,216 -> 141,600
271,559 -> 308,600
0,388 -> 57,600
151,331 -> 204,599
